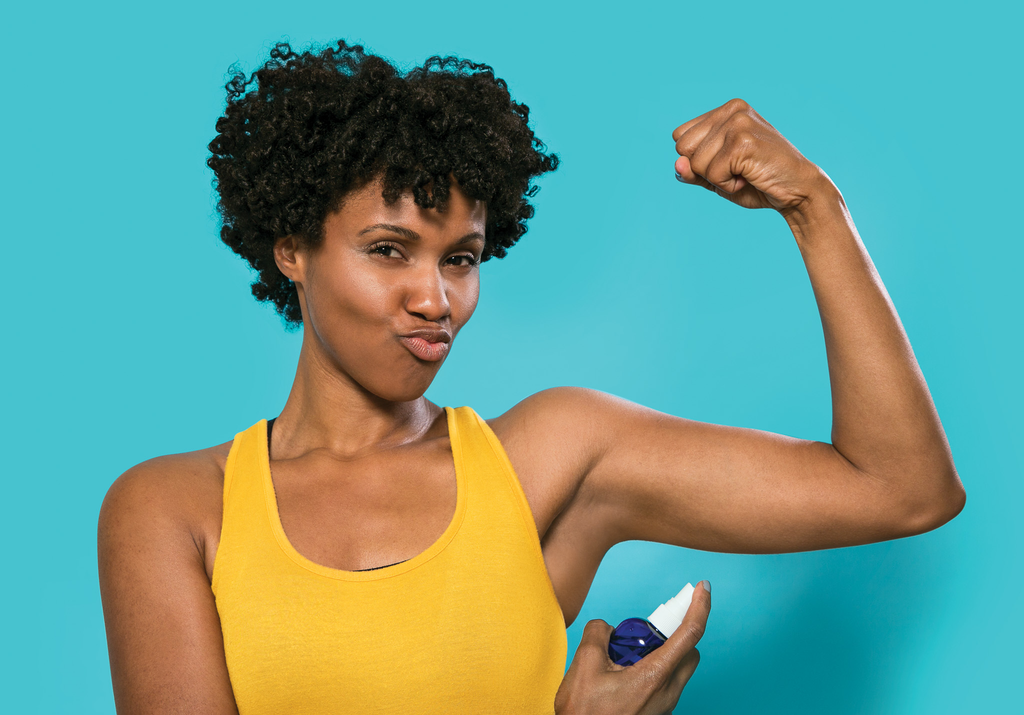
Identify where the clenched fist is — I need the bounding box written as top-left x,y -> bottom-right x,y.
672,98 -> 833,218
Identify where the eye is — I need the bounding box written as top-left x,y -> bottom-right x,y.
369,241 -> 403,259
446,254 -> 479,267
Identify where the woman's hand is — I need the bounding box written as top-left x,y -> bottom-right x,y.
554,581 -> 711,715
672,98 -> 831,219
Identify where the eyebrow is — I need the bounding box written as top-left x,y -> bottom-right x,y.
358,223 -> 484,245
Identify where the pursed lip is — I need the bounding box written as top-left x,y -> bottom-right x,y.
397,328 -> 452,362
399,328 -> 452,344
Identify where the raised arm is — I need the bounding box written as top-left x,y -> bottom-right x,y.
98,453 -> 238,714
506,99 -> 964,555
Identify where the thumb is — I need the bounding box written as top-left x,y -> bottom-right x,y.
674,156 -> 721,194
641,580 -> 711,673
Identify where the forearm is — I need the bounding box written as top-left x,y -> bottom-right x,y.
785,174 -> 965,524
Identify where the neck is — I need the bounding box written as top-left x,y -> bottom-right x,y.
271,332 -> 440,460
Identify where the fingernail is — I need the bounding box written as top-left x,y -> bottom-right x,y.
675,170 -> 686,183
700,580 -> 711,593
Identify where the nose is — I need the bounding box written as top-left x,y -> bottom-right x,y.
404,264 -> 451,323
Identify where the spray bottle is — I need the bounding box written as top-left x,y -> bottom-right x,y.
607,583 -> 696,666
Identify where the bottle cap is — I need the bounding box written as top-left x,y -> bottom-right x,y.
647,583 -> 695,639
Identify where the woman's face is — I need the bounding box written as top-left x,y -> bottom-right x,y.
278,177 -> 487,403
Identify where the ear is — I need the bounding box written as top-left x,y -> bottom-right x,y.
273,235 -> 305,283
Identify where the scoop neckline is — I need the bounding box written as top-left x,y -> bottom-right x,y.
258,405 -> 468,581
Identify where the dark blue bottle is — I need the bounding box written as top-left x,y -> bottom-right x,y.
608,583 -> 694,666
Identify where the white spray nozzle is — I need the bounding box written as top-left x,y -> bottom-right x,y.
646,583 -> 695,639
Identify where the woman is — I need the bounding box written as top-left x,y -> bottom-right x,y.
98,40 -> 965,714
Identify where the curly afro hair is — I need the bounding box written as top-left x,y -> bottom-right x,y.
207,40 -> 559,326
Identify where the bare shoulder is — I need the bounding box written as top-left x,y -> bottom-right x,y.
98,440 -> 234,578
100,441 -> 231,524
488,385 -> 604,429
485,387 -> 628,536
487,386 -> 601,462
487,385 -> 648,451
98,440 -> 241,713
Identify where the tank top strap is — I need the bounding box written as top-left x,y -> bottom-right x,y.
447,405 -> 546,549
211,420 -> 273,597
220,418 -> 264,503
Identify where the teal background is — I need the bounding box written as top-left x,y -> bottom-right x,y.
2,0 -> 1019,712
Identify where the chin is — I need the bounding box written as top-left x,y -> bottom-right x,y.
371,385 -> 431,403
364,366 -> 441,404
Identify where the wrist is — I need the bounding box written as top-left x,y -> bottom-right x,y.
780,169 -> 850,247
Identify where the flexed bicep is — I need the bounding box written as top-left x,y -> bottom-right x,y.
537,387 -> 953,555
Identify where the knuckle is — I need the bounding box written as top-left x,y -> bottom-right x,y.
725,113 -> 754,134
731,130 -> 756,150
726,97 -> 750,111
684,621 -> 706,643
707,154 -> 730,175
675,136 -> 697,156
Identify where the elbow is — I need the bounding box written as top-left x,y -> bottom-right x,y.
931,479 -> 967,529
898,472 -> 967,537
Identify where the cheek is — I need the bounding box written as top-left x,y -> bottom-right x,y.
305,257 -> 393,335
451,277 -> 480,335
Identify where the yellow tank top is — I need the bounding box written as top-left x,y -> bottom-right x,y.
211,406 -> 568,714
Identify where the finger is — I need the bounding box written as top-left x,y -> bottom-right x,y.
674,114 -> 733,194
704,139 -> 749,194
673,98 -> 747,156
577,619 -> 616,663
684,121 -> 730,185
674,155 -> 699,184
673,115 -> 716,158
579,619 -> 613,646
671,108 -> 715,142
675,156 -> 722,195
642,581 -> 711,672
674,98 -> 755,155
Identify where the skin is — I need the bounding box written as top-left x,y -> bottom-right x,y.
98,98 -> 965,714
